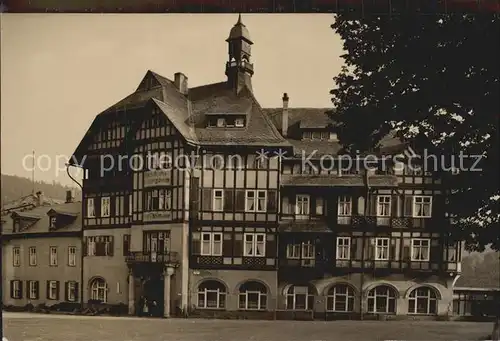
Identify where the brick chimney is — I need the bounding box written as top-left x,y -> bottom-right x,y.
65,190 -> 74,203
282,93 -> 289,137
35,191 -> 44,206
174,72 -> 188,95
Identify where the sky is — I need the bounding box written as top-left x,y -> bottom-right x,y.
1,14 -> 344,186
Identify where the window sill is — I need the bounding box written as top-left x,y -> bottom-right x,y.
196,307 -> 226,310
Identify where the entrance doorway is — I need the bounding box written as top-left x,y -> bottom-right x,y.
139,276 -> 164,317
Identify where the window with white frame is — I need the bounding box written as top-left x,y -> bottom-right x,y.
13,247 -> 20,266
11,280 -> 22,299
375,238 -> 390,260
316,197 -> 324,215
29,247 -> 37,266
48,280 -> 58,300
238,281 -> 267,310
338,196 -> 352,216
90,278 -> 108,303
286,243 -> 300,259
413,196 -> 432,217
295,195 -> 310,216
68,246 -> 77,266
243,233 -> 266,257
49,216 -> 57,229
200,232 -> 223,256
285,285 -> 315,310
49,246 -> 58,266
87,198 -> 95,218
286,242 -> 314,259
87,237 -> 96,256
336,237 -> 351,260
128,194 -> 133,215
377,196 -> 391,216
235,118 -> 244,127
245,190 -> 267,212
28,280 -> 38,299
326,284 -> 355,312
302,242 -> 315,259
197,280 -> 226,309
86,236 -> 113,256
411,238 -> 430,261
367,285 -> 397,314
213,190 -> 224,212
157,190 -> 172,210
101,197 -> 111,217
254,157 -> 267,169
67,281 -> 77,302
408,287 -> 438,315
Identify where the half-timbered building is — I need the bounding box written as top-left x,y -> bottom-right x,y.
69,15 -> 462,319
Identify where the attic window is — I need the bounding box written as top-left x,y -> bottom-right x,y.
13,219 -> 20,233
235,118 -> 244,127
50,217 -> 57,229
217,118 -> 225,127
302,130 -> 335,141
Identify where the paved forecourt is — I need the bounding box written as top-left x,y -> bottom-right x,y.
2,312 -> 494,341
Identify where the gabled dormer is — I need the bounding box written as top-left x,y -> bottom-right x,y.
10,212 -> 40,233
46,208 -> 78,231
206,113 -> 247,128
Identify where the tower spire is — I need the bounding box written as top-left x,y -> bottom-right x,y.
225,14 -> 254,93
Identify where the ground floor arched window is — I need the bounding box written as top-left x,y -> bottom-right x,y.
285,285 -> 315,310
408,287 -> 438,315
326,284 -> 355,312
197,280 -> 226,309
90,278 -> 107,303
367,285 -> 397,314
238,281 -> 267,310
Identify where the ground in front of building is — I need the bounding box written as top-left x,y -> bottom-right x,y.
2,312 -> 494,341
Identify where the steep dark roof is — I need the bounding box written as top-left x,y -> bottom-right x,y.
2,201 -> 82,235
263,108 -> 404,157
1,194 -> 63,216
281,174 -> 399,187
264,108 -> 335,132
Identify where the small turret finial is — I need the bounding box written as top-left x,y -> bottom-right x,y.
237,13 -> 242,24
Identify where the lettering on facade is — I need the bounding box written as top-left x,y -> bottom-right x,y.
144,170 -> 171,187
143,211 -> 172,222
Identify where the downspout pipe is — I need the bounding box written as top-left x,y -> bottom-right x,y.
66,163 -> 84,311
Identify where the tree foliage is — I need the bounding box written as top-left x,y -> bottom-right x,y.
330,14 -> 499,251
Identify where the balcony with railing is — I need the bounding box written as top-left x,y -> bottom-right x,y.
125,251 -> 179,266
278,213 -> 330,232
339,215 -> 444,229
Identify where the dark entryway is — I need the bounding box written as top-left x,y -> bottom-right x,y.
138,276 -> 164,317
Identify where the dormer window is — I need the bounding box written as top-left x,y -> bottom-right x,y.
235,118 -> 244,127
302,130 -> 336,141
217,118 -> 225,127
13,219 -> 20,233
50,217 -> 57,229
